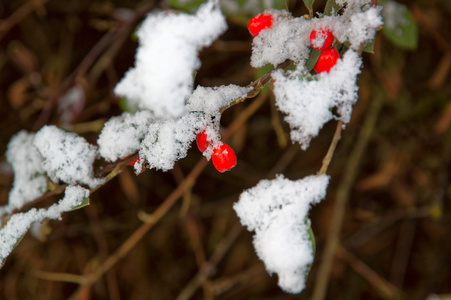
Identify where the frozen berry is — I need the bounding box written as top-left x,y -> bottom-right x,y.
122,154 -> 139,166
128,157 -> 139,166
212,143 -> 237,173
313,48 -> 340,73
248,13 -> 273,37
196,130 -> 209,152
310,28 -> 334,50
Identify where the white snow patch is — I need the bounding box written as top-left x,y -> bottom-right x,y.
2,131 -> 46,216
98,110 -> 156,162
114,0 -> 227,119
234,174 -> 330,294
33,126 -> 104,188
382,0 -> 407,33
0,185 -> 89,266
272,50 -> 362,149
251,10 -> 312,68
139,113 -> 206,172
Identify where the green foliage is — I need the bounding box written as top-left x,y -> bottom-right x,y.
118,97 -> 139,113
306,48 -> 322,71
381,1 -> 418,50
303,0 -> 315,15
167,0 -> 205,13
70,197 -> 90,211
324,0 -> 341,15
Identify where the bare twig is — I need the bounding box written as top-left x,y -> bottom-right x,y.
336,246 -> 404,300
312,92 -> 384,300
0,0 -> 49,41
176,223 -> 243,300
318,120 -> 343,176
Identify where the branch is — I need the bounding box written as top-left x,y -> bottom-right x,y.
312,91 -> 384,300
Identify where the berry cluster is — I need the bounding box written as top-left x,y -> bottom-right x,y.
309,27 -> 340,73
196,130 -> 237,173
247,13 -> 340,74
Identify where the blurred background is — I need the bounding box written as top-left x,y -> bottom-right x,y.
0,0 -> 450,299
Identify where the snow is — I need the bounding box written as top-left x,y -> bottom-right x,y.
2,131 -> 46,216
272,49 -> 362,149
234,174 -> 330,293
139,113 -> 202,171
98,110 -> 156,162
381,0 -> 407,33
33,125 -> 104,188
58,84 -> 85,125
251,10 -> 312,68
137,84 -> 249,171
114,0 -> 227,119
186,84 -> 250,116
0,185 -> 89,266
251,4 -> 382,68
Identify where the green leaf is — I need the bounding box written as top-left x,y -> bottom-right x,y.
363,39 -> 376,53
381,2 -> 418,50
324,0 -> 341,16
70,197 -> 90,211
304,217 -> 316,278
118,97 -> 139,113
167,0 -> 205,13
303,0 -> 315,15
305,48 -> 322,72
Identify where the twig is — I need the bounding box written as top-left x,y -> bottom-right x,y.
0,0 -> 49,41
32,3 -> 157,130
176,223 -> 243,300
336,246 -> 404,299
312,92 -> 384,300
318,120 -> 343,176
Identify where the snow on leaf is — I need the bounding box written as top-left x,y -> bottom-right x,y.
2,131 -> 47,216
98,110 -> 156,162
0,186 -> 89,267
33,125 -> 104,188
272,49 -> 362,149
234,174 -> 330,294
114,0 -> 227,119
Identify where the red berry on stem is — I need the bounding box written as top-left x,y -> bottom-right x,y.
310,28 -> 334,50
128,157 -> 139,166
212,143 -> 237,173
196,130 -> 209,152
313,48 -> 340,73
248,13 -> 273,37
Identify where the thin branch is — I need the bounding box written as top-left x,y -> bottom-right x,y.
0,0 -> 49,41
336,246 -> 404,300
176,223 -> 243,300
312,92 -> 384,300
318,120 -> 343,175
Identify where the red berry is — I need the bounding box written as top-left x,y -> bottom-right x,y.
128,157 -> 139,166
212,143 -> 237,173
310,28 -> 334,50
248,13 -> 273,37
196,130 -> 209,152
314,48 -> 340,73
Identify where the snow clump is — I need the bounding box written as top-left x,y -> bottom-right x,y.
98,110 -> 156,162
272,50 -> 362,149
114,0 -> 227,119
0,185 -> 89,266
33,126 -> 104,188
234,174 -> 330,293
2,131 -> 46,216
